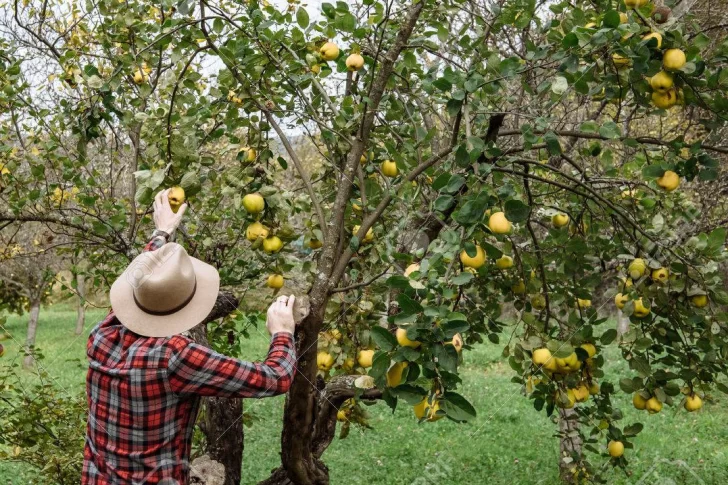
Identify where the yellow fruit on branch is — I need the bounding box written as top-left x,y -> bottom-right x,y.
690,294 -> 708,308
633,392 -> 648,410
652,89 -> 678,109
608,440 -> 624,458
386,362 -> 408,387
246,222 -> 269,242
262,236 -> 284,254
663,48 -> 686,71
580,343 -> 597,358
572,385 -> 590,403
319,42 -> 340,61
132,68 -> 147,84
552,213 -> 569,228
628,258 -> 647,280
345,53 -> 364,71
381,160 -> 398,177
317,351 -> 335,371
615,292 -> 629,310
656,170 -> 680,191
512,279 -> 526,294
651,267 -> 669,284
619,12 -> 629,23
645,396 -> 663,414
576,298 -> 592,309
396,328 -> 421,348
242,193 -> 265,214
266,274 -> 284,289
239,146 -> 257,163
556,389 -> 577,409
488,211 -> 512,234
404,263 -> 420,277
642,32 -> 662,48
414,397 -> 443,421
167,186 -> 185,213
612,54 -> 630,68
624,0 -> 648,7
459,245 -> 486,269
532,348 -> 557,372
336,409 -> 348,422
633,298 -> 651,318
342,357 -> 355,371
495,255 -> 514,270
308,238 -> 323,249
352,225 -> 374,243
649,71 -> 673,92
450,333 -> 464,352
555,352 -> 581,373
684,394 -> 703,412
531,294 -> 547,310
357,349 -> 374,368
589,382 -> 600,395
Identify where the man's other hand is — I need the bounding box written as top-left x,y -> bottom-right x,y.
267,295 -> 296,335
153,189 -> 187,235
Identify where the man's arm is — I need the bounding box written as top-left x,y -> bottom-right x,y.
167,333 -> 296,398
166,295 -> 299,398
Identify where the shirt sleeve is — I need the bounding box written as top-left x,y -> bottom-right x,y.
166,333 -> 297,398
144,235 -> 166,252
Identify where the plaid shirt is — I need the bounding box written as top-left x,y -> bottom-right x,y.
83,237 -> 296,485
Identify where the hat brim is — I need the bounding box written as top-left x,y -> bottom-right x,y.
110,257 -> 220,337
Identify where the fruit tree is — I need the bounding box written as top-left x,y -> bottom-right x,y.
0,0 -> 727,484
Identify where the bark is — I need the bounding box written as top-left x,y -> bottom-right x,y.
558,407 -> 583,482
259,376 -> 383,485
23,297 -> 41,369
74,272 -> 86,335
189,291 -> 243,485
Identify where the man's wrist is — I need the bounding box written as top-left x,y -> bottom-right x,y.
152,229 -> 172,241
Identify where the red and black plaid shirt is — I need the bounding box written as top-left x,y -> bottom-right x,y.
83,237 -> 296,484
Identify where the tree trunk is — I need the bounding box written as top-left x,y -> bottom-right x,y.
74,272 -> 86,335
259,376 -> 383,485
558,407 -> 583,482
23,297 -> 41,369
277,294 -> 330,485
187,292 -> 243,485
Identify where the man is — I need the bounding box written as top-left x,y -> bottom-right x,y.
83,190 -> 297,484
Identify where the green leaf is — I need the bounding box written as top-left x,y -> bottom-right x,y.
598,121 -> 621,139
336,12 -> 356,32
433,77 -> 452,92
441,391 -> 477,421
619,378 -> 634,393
434,195 -> 455,212
544,132 -> 562,155
392,384 -> 427,405
600,329 -> 618,345
623,423 -> 643,437
642,164 -> 665,178
504,199 -> 530,222
397,294 -> 423,315
451,272 -> 473,286
296,8 -> 309,28
603,10 -> 621,28
371,326 -> 397,351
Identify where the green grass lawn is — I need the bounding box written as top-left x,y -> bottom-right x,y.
1,306 -> 726,484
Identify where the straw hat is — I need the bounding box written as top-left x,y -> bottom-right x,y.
110,243 -> 220,337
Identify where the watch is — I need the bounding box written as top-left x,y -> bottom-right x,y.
152,229 -> 171,241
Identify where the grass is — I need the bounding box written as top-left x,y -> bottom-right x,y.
1,306 -> 726,484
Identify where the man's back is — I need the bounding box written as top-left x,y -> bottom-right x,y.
83,313 -> 295,484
